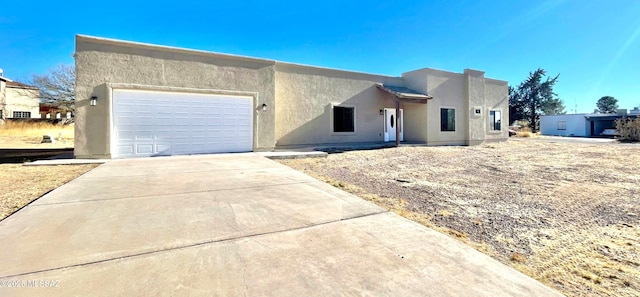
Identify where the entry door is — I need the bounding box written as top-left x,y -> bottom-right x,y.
384,108 -> 404,142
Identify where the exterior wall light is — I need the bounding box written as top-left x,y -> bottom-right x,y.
261,103 -> 268,111
379,109 -> 384,115
90,96 -> 98,106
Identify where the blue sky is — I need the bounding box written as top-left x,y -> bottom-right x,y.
1,0 -> 639,113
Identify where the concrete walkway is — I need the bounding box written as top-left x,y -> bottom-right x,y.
0,153 -> 562,296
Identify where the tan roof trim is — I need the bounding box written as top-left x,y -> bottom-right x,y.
76,34 -> 276,65
6,80 -> 38,90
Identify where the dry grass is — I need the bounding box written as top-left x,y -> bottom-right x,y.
0,121 -> 74,146
279,139 -> 640,297
0,164 -> 97,220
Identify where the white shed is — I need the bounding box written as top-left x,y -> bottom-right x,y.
540,114 -> 589,137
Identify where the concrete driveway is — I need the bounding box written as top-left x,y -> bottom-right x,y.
0,153 -> 562,296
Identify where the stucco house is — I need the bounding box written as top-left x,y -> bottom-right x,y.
0,71 -> 40,120
74,35 -> 509,159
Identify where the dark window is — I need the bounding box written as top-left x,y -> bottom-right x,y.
13,111 -> 31,118
490,110 -> 501,131
440,108 -> 455,131
0,110 -> 3,119
333,106 -> 355,132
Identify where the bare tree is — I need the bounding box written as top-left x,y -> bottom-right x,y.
28,64 -> 75,112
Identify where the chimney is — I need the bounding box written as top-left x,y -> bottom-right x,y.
0,68 -> 3,77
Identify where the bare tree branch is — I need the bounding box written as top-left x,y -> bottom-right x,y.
26,64 -> 75,112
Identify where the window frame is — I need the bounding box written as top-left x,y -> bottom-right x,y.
440,107 -> 456,132
557,121 -> 567,130
12,111 -> 31,118
331,105 -> 356,134
489,110 -> 502,131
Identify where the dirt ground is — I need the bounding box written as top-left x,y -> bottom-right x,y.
279,139 -> 640,297
0,164 -> 98,220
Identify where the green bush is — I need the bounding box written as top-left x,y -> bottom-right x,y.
616,117 -> 640,142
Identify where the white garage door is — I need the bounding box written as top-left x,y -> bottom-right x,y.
112,89 -> 253,158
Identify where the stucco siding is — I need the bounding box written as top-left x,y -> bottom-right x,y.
401,68 -> 430,94
483,78 -> 509,141
274,63 -> 402,146
74,36 -> 277,158
424,70 -> 467,145
403,103 -> 428,142
5,87 -> 40,118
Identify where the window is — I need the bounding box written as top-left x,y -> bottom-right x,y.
558,121 -> 567,130
490,110 -> 502,131
13,111 -> 31,118
440,108 -> 455,131
333,106 -> 355,132
0,110 -> 3,119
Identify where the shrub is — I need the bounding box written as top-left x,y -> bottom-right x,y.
616,117 -> 640,142
516,132 -> 532,138
519,127 -> 532,133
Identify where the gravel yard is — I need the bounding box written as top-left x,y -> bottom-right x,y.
279,139 -> 640,297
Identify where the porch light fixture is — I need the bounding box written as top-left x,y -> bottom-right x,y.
261,103 -> 268,111
379,109 -> 384,115
90,96 -> 98,106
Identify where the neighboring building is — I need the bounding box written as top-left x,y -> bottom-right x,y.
541,110 -> 639,137
0,70 -> 40,120
74,35 -> 509,159
40,103 -> 73,119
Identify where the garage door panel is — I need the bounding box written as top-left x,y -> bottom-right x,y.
136,131 -> 155,140
136,145 -> 154,154
116,146 -> 134,155
112,90 -> 253,158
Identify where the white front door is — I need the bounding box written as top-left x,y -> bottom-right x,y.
384,108 -> 403,142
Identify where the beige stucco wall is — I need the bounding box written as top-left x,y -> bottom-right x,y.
403,69 -> 468,145
483,78 -> 509,141
74,35 -> 277,158
403,103 -> 428,142
465,69 -> 485,145
403,68 -> 508,145
274,63 -> 403,147
5,87 -> 40,118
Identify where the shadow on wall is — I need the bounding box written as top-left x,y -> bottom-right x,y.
73,89 -> 96,157
276,85 -> 397,147
427,73 -> 464,107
